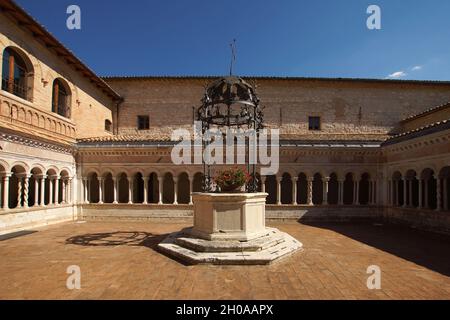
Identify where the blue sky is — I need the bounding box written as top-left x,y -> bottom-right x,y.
14,0 -> 450,80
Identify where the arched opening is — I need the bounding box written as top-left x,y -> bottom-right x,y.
280,173 -> 292,204
59,170 -> 70,204
178,172 -> 190,204
2,47 -> 34,101
148,173 -> 159,203
88,172 -> 99,203
328,173 -> 339,205
163,173 -> 174,204
265,175 -> 277,204
118,173 -> 129,203
133,172 -> 144,203
103,172 -> 114,203
312,173 -> 323,205
343,173 -> 354,205
405,170 -> 418,208
439,166 -> 450,211
9,165 -> 27,208
297,173 -> 307,204
359,173 -> 370,205
105,119 -> 112,132
192,173 -> 203,193
29,167 -> 43,207
421,168 -> 436,209
51,78 -> 71,118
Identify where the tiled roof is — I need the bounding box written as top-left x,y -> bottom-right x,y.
383,119 -> 450,146
102,75 -> 450,86
1,0 -> 122,101
400,102 -> 450,123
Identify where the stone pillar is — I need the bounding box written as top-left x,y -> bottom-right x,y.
2,174 -> 10,210
83,178 -> 89,204
408,179 -> 413,207
402,178 -> 407,208
23,174 -> 30,208
127,177 -> 133,204
307,177 -> 313,206
424,179 -> 429,209
67,178 -> 72,204
16,176 -> 23,208
260,176 -> 266,194
158,176 -> 163,204
436,178 -> 442,212
372,181 -> 377,205
98,177 -> 104,204
55,177 -> 60,205
87,179 -> 91,203
189,176 -> 194,205
338,179 -> 344,205
33,177 -> 39,207
292,177 -> 298,205
142,177 -> 149,204
323,177 -> 329,205
112,177 -> 118,204
354,180 -> 360,205
40,176 -> 46,206
276,176 -> 281,205
418,179 -> 423,209
173,177 -> 178,205
61,179 -> 66,204
443,178 -> 448,211
368,180 -> 372,205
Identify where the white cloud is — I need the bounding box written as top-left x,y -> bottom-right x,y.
386,71 -> 407,79
411,65 -> 422,71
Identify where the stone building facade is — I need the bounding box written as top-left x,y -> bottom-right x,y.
0,0 -> 449,235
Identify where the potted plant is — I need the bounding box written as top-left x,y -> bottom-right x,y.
214,167 -> 251,192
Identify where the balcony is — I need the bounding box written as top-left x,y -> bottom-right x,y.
0,90 -> 76,144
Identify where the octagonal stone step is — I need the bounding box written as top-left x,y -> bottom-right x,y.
157,228 -> 303,265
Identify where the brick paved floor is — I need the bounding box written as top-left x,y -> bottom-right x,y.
0,220 -> 449,299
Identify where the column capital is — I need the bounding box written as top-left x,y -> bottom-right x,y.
307,177 -> 314,182
142,176 -> 150,182
323,176 -> 331,182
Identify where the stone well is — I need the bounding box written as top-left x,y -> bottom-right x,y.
158,192 -> 302,265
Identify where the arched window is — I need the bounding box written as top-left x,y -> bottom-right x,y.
52,79 -> 71,118
105,119 -> 112,132
2,47 -> 32,100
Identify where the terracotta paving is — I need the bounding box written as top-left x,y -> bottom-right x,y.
0,220 -> 449,300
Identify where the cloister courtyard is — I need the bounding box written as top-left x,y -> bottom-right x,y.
0,219 -> 449,300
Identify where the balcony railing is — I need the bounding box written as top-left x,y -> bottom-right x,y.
1,77 -> 28,101
0,90 -> 76,143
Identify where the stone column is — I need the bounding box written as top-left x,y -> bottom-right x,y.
354,180 -> 360,205
424,179 -> 429,209
173,177 -> 178,205
142,177 -> 149,204
55,177 -> 60,205
23,174 -> 30,208
443,178 -> 448,211
83,177 -> 89,204
368,180 -> 372,205
292,177 -> 298,205
436,178 -> 442,212
158,176 -> 163,204
338,179 -> 344,205
189,176 -> 194,205
260,176 -> 266,193
276,176 -> 281,205
112,177 -> 118,204
418,179 -> 423,209
2,174 -> 10,210
372,181 -> 377,205
98,177 -> 104,204
408,179 -> 413,207
323,177 -> 329,205
61,179 -> 67,204
307,177 -> 313,206
67,178 -> 72,204
33,177 -> 39,207
402,178 -> 407,208
40,176 -> 46,206
127,177 -> 133,204
16,176 -> 23,208
87,179 -> 91,203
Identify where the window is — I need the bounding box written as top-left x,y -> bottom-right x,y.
2,47 -> 31,100
137,115 -> 149,130
52,79 -> 70,118
105,119 -> 112,132
308,116 -> 321,130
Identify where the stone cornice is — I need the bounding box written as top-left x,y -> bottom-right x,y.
0,131 -> 74,154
